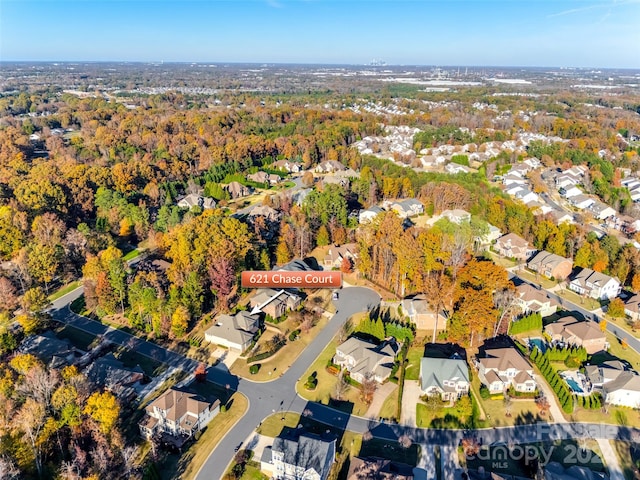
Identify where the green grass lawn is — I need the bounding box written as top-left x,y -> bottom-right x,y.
517,270 -> 558,290
123,248 -> 142,261
48,281 -> 81,301
296,339 -> 370,417
404,344 -> 424,381
378,385 -> 399,420
55,324 -> 98,351
595,332 -> 640,371
556,288 -> 601,311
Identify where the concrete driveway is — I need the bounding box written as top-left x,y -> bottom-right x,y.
534,374 -> 567,423
365,382 -> 397,418
402,380 -> 422,427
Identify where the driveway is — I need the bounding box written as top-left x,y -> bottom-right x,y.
364,382 -> 396,419
534,374 -> 567,424
402,380 -> 422,427
441,445 -> 462,480
416,444 -> 437,480
596,438 -> 625,480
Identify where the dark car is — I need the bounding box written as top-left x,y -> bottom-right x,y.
332,291 -> 339,300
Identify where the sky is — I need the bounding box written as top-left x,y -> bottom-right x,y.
1,0 -> 639,68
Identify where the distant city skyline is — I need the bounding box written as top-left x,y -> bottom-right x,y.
1,0 -> 639,69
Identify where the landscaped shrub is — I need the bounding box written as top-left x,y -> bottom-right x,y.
479,385 -> 491,400
289,329 -> 301,341
249,364 -> 260,374
326,365 -> 340,376
508,312 -> 543,335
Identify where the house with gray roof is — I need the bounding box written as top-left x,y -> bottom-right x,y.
225,181 -> 252,199
359,205 -> 384,224
586,361 -> 640,408
333,337 -> 399,384
84,353 -> 144,399
624,293 -> 640,321
261,431 -> 336,480
420,356 -> 470,402
177,193 -> 216,210
247,171 -> 281,186
204,311 -> 260,351
315,160 -> 346,174
400,295 -> 447,331
527,250 -> 573,280
19,330 -> 79,368
568,268 -> 621,301
390,199 -> 424,219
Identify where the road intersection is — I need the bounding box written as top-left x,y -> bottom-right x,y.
49,283 -> 640,480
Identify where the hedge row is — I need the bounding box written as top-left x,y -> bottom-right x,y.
509,312 -> 543,335
530,347 -> 574,413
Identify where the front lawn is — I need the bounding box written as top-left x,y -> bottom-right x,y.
48,281 -> 81,301
595,332 -> 640,371
378,386 -> 399,420
295,339 -> 370,416
404,343 -> 424,381
230,314 -> 329,381
556,288 -> 601,311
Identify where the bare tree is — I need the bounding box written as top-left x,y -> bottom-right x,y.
59,460 -> 80,480
360,372 -> 377,405
334,370 -> 349,401
120,445 -> 139,476
0,456 -> 20,480
493,288 -> 518,337
398,434 -> 413,449
15,399 -> 46,477
338,318 -> 353,343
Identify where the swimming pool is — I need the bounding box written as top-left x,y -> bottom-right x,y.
529,338 -> 547,353
566,378 -> 583,393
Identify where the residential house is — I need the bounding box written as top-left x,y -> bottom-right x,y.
333,337 -> 399,383
177,193 -> 216,210
420,356 -> 470,401
502,173 -> 528,186
560,186 -> 583,198
333,168 -> 360,179
261,431 -> 336,480
555,173 -> 581,190
476,347 -> 537,393
321,175 -> 350,188
249,288 -> 301,319
544,317 -> 607,354
323,243 -> 358,269
440,209 -> 471,224
315,160 -> 346,174
590,201 -> 617,220
139,388 -> 220,440
445,163 -> 471,174
84,353 -> 144,400
20,330 -> 79,368
225,181 -> 252,199
400,295 -> 447,330
359,206 -> 384,224
513,187 -> 539,205
527,250 -> 573,280
247,171 -> 281,185
585,361 -> 640,408
247,205 -> 281,223
291,188 -> 312,206
548,209 -> 574,224
569,194 -> 595,210
568,268 -> 621,301
390,199 -> 424,218
493,233 -> 535,261
624,294 -> 640,321
515,284 -> 559,317
347,457 -> 414,480
545,462 -> 608,480
204,311 -> 261,351
272,159 -> 301,173
475,224 -> 502,250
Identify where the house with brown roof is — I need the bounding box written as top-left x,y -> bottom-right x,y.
400,295 -> 447,331
347,457 -> 414,480
177,193 -> 216,210
204,311 -> 261,351
315,160 -> 346,174
225,181 -> 252,199
527,250 -> 573,280
323,243 -> 358,269
515,284 -> 559,317
139,388 -> 220,440
494,233 -> 535,261
624,293 -> 640,321
568,268 -> 621,301
333,337 -> 399,383
544,317 -> 607,354
249,288 -> 301,319
476,347 -> 537,393
271,159 -> 301,173
247,171 -> 281,186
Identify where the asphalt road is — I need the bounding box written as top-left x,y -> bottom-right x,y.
50,282 -> 640,480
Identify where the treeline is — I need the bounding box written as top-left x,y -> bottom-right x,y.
530,346 -> 574,413
355,313 -> 415,343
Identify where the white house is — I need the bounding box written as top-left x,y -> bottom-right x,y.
590,201 -> 617,220
358,206 -> 384,224
570,194 -> 595,210
204,311 -> 260,351
440,209 -> 471,224
561,186 -> 583,198
333,337 -> 398,384
262,432 -> 336,480
390,199 -> 424,218
177,194 -> 216,210
445,163 -> 472,174
139,388 -> 220,440
586,362 -> 640,408
568,268 -> 621,301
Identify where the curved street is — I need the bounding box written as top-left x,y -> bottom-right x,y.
49,285 -> 640,480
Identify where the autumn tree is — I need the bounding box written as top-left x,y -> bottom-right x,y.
208,257 -> 236,311
84,391 -> 120,434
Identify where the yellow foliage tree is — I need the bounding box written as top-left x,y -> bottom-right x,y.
84,391 -> 119,434
9,353 -> 42,375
